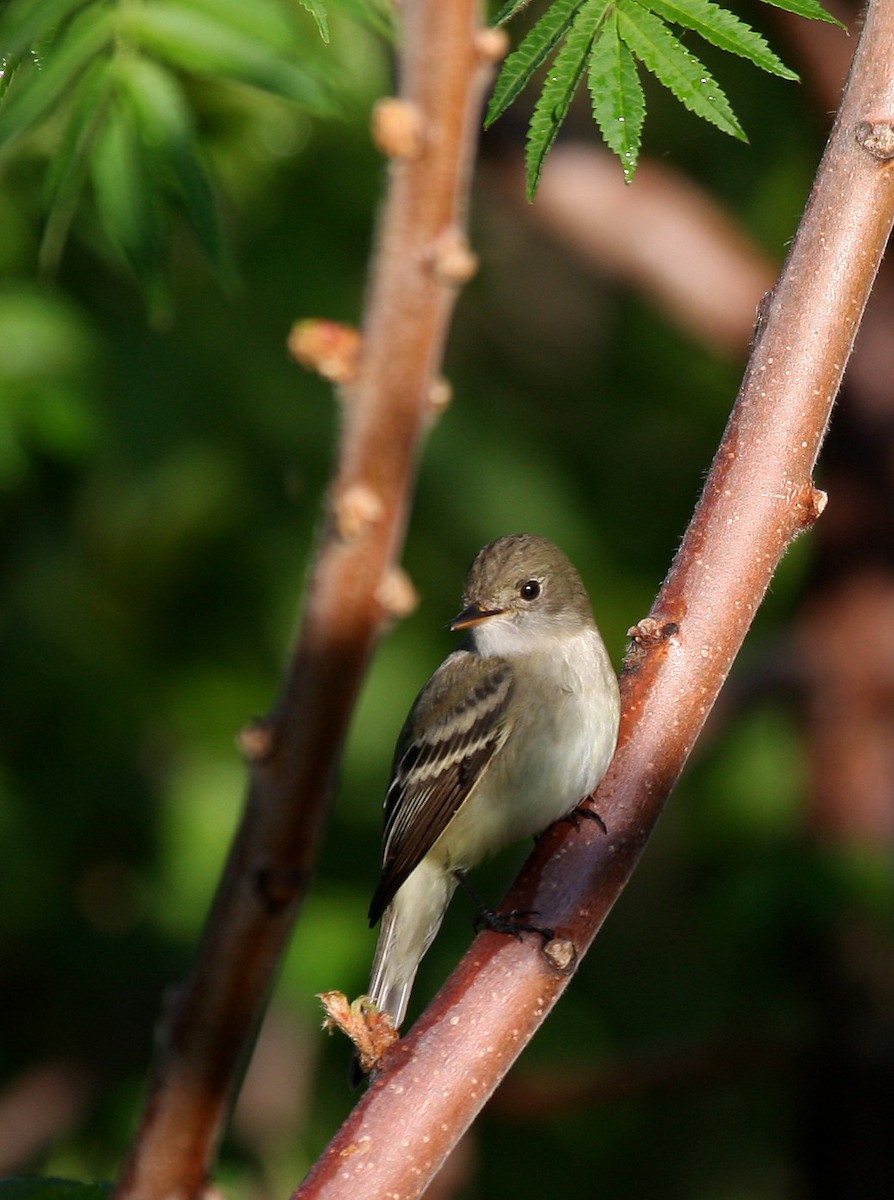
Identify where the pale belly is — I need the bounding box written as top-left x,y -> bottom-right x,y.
428,671 -> 619,873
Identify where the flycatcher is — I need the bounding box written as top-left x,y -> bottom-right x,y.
361,533 -> 620,1049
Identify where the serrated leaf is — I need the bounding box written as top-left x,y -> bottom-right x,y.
121,2 -> 332,112
487,0 -> 585,127
116,55 -> 230,276
643,0 -> 797,78
298,0 -> 330,41
616,0 -> 746,140
588,12 -> 644,180
525,0 -> 613,198
761,0 -> 845,28
0,0 -> 93,65
493,0 -> 537,25
0,4 -> 113,149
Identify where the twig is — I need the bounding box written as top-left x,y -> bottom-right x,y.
114,3 -> 494,1197
293,2 -> 894,1196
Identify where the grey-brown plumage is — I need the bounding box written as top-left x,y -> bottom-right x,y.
360,533 -> 621,1044
369,654 -> 515,924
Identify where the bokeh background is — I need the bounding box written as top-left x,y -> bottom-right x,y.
2,1 -> 893,1197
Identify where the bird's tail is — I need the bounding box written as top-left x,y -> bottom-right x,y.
350,860 -> 456,1085
368,859 -> 456,1029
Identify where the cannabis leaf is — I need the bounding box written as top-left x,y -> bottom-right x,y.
588,10 -> 644,175
487,0 -> 844,195
524,0 -> 613,193
0,0 -> 338,307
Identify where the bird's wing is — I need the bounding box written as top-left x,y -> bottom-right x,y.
368,649 -> 515,925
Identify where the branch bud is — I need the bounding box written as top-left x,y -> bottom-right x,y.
543,938 -> 576,972
376,567 -> 419,620
334,484 -> 384,542
372,98 -> 426,159
428,376 -> 453,414
237,718 -> 277,764
474,27 -> 510,64
288,319 -> 362,384
855,120 -> 894,160
430,227 -> 478,285
628,617 -> 680,647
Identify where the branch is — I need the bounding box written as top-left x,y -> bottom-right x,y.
114,3 -> 496,1197
294,2 -> 894,1196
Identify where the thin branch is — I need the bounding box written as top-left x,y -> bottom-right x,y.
115,3 -> 494,1197
293,2 -> 894,1196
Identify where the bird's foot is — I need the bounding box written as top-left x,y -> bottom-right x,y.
564,804 -> 607,834
455,870 -> 554,945
474,906 -> 555,946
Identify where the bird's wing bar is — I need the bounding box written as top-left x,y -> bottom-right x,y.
368,651 -> 515,925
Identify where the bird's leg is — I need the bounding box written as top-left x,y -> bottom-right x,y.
453,870 -> 554,945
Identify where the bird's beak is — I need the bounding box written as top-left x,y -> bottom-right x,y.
450,602 -> 506,631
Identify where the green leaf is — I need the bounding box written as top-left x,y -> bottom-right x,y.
761,0 -> 845,28
616,0 -> 746,140
525,0 -> 613,199
116,55 -> 230,276
298,0 -> 330,42
121,2 -> 332,111
645,0 -> 798,78
0,0 -> 93,65
588,11 -> 644,181
0,4 -> 113,150
487,0 -> 585,127
40,56 -> 114,272
493,0 -> 537,25
90,94 -> 164,279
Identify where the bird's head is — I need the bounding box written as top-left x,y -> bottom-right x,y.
450,533 -> 594,650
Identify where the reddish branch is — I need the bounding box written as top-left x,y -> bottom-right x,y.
294,2 -> 894,1197
115,3 -> 494,1198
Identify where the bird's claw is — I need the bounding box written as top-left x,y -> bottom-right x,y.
474,906 -> 554,945
564,805 -> 607,834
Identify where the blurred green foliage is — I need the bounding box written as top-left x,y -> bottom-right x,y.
1,1 -> 890,1197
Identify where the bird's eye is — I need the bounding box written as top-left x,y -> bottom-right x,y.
520,579 -> 541,600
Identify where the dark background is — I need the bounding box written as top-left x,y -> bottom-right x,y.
2,3 -> 892,1197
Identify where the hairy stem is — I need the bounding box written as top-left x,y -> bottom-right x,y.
115,3 -> 492,1197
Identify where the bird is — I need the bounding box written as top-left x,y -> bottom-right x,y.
355,533 -> 620,1074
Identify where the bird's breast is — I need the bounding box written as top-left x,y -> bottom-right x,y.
429,630 -> 620,871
